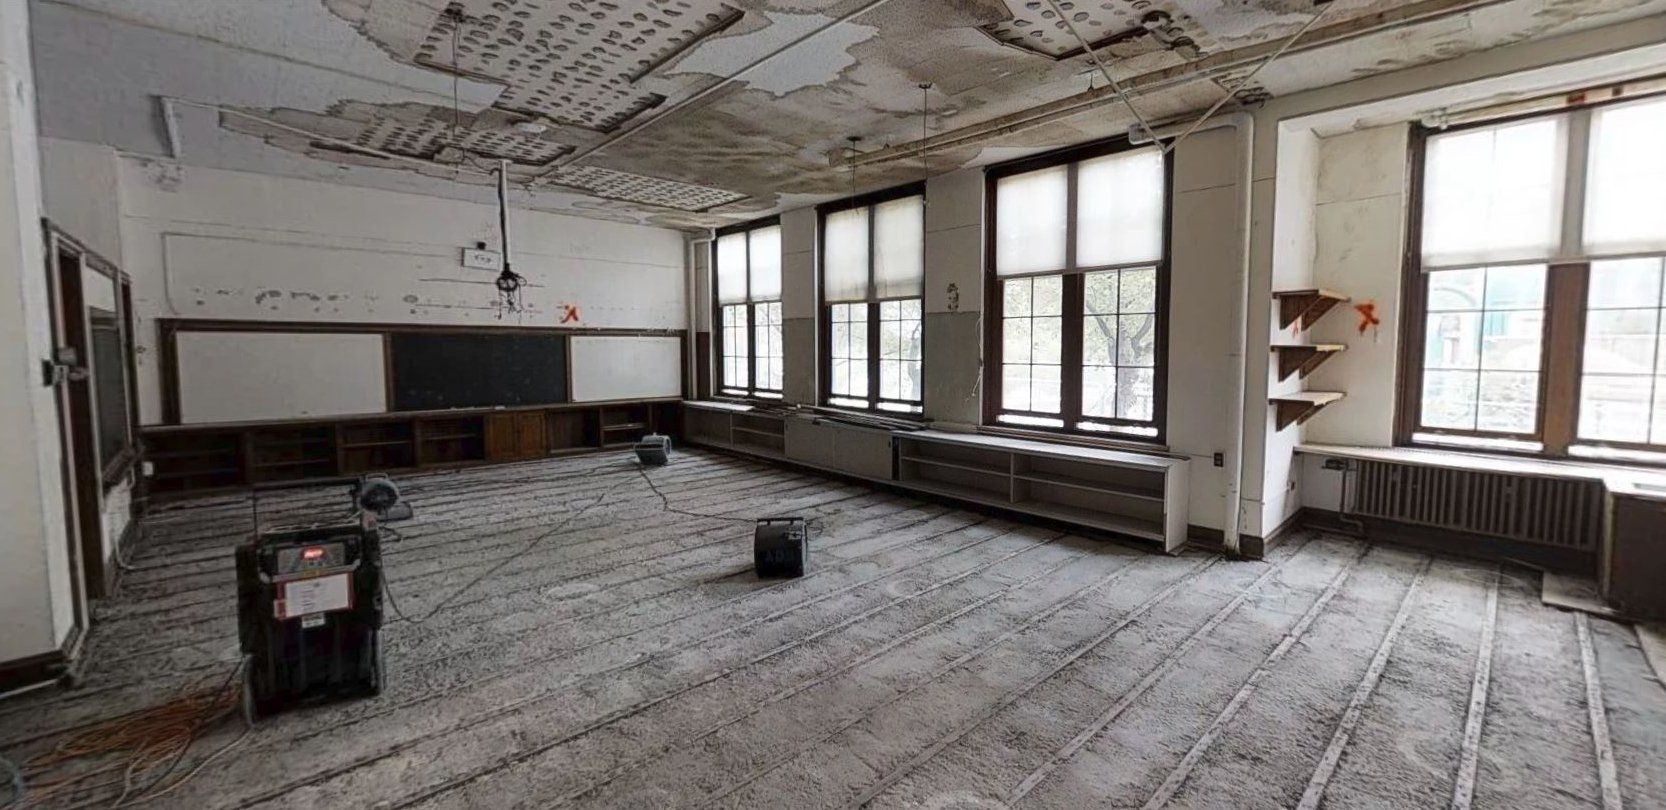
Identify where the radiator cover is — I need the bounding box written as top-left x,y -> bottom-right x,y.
1350,460 -> 1603,552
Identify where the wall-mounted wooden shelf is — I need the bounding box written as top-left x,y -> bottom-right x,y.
1274,289 -> 1350,331
1271,391 -> 1345,431
1271,343 -> 1346,381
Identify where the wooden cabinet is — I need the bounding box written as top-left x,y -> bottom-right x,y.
485,412 -> 548,461
1602,487 -> 1666,619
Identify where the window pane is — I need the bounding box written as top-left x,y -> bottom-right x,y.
1588,257 -> 1664,309
716,233 -> 748,303
874,196 -> 924,298
1076,148 -> 1164,267
1483,265 -> 1545,310
1579,374 -> 1652,443
1421,369 -> 1479,430
1033,275 -> 1063,316
748,226 -> 781,302
1032,316 -> 1062,364
995,166 -> 1068,275
1117,367 -> 1155,421
880,318 -> 901,359
824,208 -> 869,301
1084,271 -> 1118,314
1031,364 -> 1062,414
1004,318 -> 1032,364
1428,268 -> 1485,311
1003,277 -> 1032,317
1083,315 -> 1115,364
1584,309 -> 1659,374
1422,117 -> 1564,267
1425,312 -> 1482,369
1119,267 -> 1156,313
1117,314 -> 1156,366
1082,365 -> 1115,418
1476,371 -> 1538,434
1479,310 -> 1543,371
1585,97 -> 1666,256
1002,365 -> 1032,411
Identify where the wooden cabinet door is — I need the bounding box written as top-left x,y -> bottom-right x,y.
484,414 -> 519,461
514,412 -> 547,459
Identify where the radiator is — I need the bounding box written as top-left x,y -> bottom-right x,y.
1349,460 -> 1603,551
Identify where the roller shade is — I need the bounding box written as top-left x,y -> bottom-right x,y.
1422,116 -> 1565,268
747,225 -> 781,302
1076,147 -> 1164,268
873,196 -> 924,298
715,232 -> 748,304
995,165 -> 1068,276
823,207 -> 869,302
1584,97 -> 1666,257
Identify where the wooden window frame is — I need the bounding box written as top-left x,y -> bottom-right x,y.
1395,92 -> 1666,465
981,136 -> 1172,444
816,182 -> 927,414
711,216 -> 783,401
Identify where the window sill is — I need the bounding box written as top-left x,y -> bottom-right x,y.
978,423 -> 1169,455
1301,442 -> 1666,489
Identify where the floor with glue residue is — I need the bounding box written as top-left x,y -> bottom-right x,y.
3,448 -> 1664,808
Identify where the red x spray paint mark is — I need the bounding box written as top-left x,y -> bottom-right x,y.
560,304 -> 581,324
1355,301 -> 1381,334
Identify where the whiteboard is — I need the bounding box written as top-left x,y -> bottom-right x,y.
569,335 -> 682,402
176,331 -> 387,424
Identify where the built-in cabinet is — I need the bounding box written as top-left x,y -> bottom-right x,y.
143,398 -> 679,497
682,402 -> 1191,552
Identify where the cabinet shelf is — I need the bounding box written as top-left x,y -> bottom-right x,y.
1274,289 -> 1350,331
1270,343 -> 1346,381
1271,391 -> 1345,431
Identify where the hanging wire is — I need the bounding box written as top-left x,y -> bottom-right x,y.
1162,4 -> 1332,153
1040,0 -> 1159,145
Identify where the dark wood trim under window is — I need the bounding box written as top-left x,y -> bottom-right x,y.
981,136 -> 1172,444
817,181 -> 926,414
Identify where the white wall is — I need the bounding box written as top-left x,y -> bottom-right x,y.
0,0 -> 78,663
41,137 -> 122,265
116,160 -> 688,425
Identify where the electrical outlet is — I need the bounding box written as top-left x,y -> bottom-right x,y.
1212,452 -> 1224,467
1322,458 -> 1348,471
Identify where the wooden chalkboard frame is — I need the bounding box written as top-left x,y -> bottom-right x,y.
157,319 -> 687,425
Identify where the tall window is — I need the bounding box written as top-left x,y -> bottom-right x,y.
820,185 -> 925,413
714,220 -> 783,398
986,140 -> 1168,439
1404,94 -> 1666,460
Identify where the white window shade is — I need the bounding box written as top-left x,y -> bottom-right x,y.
873,196 -> 924,298
1585,97 -> 1666,257
823,207 -> 869,302
1076,148 -> 1164,267
747,225 -> 781,302
1421,117 -> 1565,268
996,166 -> 1068,276
716,232 -> 748,304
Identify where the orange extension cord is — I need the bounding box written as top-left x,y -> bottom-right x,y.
18,662 -> 247,808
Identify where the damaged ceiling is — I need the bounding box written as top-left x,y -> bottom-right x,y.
29,0 -> 1666,230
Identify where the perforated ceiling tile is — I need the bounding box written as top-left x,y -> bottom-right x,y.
548,164 -> 746,211
981,0 -> 1217,61
409,0 -> 742,132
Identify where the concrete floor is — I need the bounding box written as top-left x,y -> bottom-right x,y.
3,448 -> 1664,808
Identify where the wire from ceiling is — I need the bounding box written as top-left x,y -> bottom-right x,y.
1041,0 -> 1160,147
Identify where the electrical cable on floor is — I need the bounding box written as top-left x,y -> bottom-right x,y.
636,464 -> 825,542
18,659 -> 248,808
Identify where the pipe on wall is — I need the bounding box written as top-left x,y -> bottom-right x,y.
1132,111 -> 1255,556
686,234 -> 713,399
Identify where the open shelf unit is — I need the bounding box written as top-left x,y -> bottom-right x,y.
683,401 -> 786,460
1270,343 -> 1346,381
1274,289 -> 1349,331
1271,391 -> 1345,430
141,398 -> 682,498
897,431 -> 1189,551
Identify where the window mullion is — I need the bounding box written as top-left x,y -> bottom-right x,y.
1542,262 -> 1590,455
867,301 -> 881,408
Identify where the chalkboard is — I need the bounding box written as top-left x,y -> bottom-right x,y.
389,332 -> 568,411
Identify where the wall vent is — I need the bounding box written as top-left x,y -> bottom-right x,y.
1349,460 -> 1602,551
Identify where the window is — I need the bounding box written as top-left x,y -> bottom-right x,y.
819,185 -> 924,413
90,309 -> 133,476
986,140 -> 1168,439
1403,94 -> 1666,460
713,219 -> 783,398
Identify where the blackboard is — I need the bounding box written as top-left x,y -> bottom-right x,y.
389,332 -> 568,411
